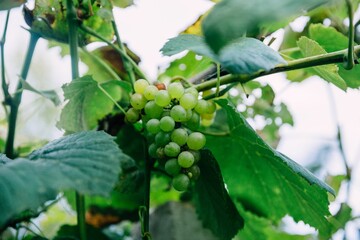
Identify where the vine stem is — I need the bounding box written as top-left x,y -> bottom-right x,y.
65,0 -> 86,239
344,0 -> 355,70
1,10 -> 11,106
142,142 -> 151,240
4,32 -> 39,158
195,45 -> 360,92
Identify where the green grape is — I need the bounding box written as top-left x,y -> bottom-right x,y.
185,109 -> 193,121
155,131 -> 171,147
187,132 -> 206,150
156,147 -> 166,159
172,173 -> 190,191
188,150 -> 201,163
134,79 -> 149,94
148,143 -> 158,158
186,164 -> 200,180
180,93 -> 197,109
185,87 -> 199,98
164,142 -> 181,157
125,108 -> 139,123
144,101 -> 163,119
178,151 -> 195,168
159,116 -> 175,132
143,85 -> 159,100
185,111 -> 200,130
171,128 -> 188,146
155,90 -> 171,107
168,82 -> 184,99
165,158 -> 182,176
170,105 -> 187,122
146,119 -> 160,134
130,93 -> 147,110
194,99 -> 208,114
206,100 -> 216,114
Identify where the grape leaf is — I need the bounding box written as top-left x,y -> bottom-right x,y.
0,131 -> 123,229
309,24 -> 360,88
112,0 -> 134,8
58,75 -> 122,133
201,0 -> 328,52
206,99 -> 334,236
0,0 -> 25,10
193,150 -> 244,240
297,36 -> 347,90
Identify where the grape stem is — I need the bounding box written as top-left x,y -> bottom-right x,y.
142,141 -> 152,240
195,45 -> 360,92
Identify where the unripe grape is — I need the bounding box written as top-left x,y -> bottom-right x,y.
130,93 -> 147,110
125,108 -> 139,123
146,119 -> 160,134
178,151 -> 195,168
148,143 -> 158,158
194,99 -> 208,114
144,101 -> 163,119
156,147 -> 166,159
155,90 -> 171,107
172,173 -> 190,191
170,105 -> 187,122
188,150 -> 201,163
185,112 -> 200,130
143,85 -> 159,100
159,116 -> 175,132
185,87 -> 199,98
168,82 -> 185,99
171,128 -> 188,146
180,93 -> 197,109
164,142 -> 181,157
165,158 -> 182,176
186,164 -> 200,180
185,109 -> 193,121
134,79 -> 149,94
187,132 -> 206,150
206,100 -> 216,114
155,131 -> 171,147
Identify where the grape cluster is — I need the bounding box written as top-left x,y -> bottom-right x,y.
125,79 -> 216,191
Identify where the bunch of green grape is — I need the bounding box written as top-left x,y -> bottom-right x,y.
125,79 -> 216,191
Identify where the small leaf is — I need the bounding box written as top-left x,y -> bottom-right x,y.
0,0 -> 25,10
193,149 -> 244,240
160,34 -> 216,60
58,76 -> 122,133
206,99 -> 334,235
218,38 -> 286,75
297,36 -> 347,90
0,131 -> 123,228
20,79 -> 61,106
112,0 -> 134,8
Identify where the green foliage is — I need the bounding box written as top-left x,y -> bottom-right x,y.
20,79 -> 61,106
0,131 -> 123,229
54,224 -> 110,240
0,0 -> 25,10
206,99 -> 334,236
58,75 -> 123,133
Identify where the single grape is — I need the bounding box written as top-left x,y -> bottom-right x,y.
172,173 -> 190,191
185,111 -> 200,130
180,93 -> 197,109
178,151 -> 195,168
201,112 -> 215,120
130,93 -> 147,110
206,100 -> 216,114
185,87 -> 199,98
143,85 -> 159,100
134,79 -> 149,94
187,132 -> 206,150
188,150 -> 201,163
186,164 -> 200,180
201,117 -> 214,127
156,147 -> 165,159
148,143 -> 158,158
159,116 -> 175,132
144,101 -> 163,119
125,108 -> 139,123
194,99 -> 208,114
185,109 -> 193,121
170,105 -> 187,122
155,90 -> 171,107
171,128 -> 188,146
155,82 -> 166,90
168,82 -> 185,99
165,158 -> 182,176
146,119 -> 160,134
164,142 -> 181,157
155,131 -> 171,147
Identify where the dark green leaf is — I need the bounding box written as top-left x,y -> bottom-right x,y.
58,75 -> 122,133
297,36 -> 347,90
0,131 -> 123,228
0,154 -> 11,165
54,224 -> 110,240
20,79 -> 61,106
206,99 -> 334,235
193,149 -> 244,240
218,38 -> 286,75
0,0 -> 25,10
202,0 -> 328,52
160,34 -> 216,59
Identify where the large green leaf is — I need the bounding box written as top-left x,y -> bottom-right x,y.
309,24 -> 360,88
206,99 -> 334,235
193,150 -> 244,240
202,0 -> 328,52
0,131 -> 123,228
297,36 -> 347,90
0,0 -> 25,10
58,75 -> 122,133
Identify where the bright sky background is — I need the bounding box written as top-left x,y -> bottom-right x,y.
0,0 -> 360,238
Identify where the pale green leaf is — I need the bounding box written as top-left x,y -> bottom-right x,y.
0,131 -> 123,228
206,99 -> 334,235
297,36 -> 347,90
